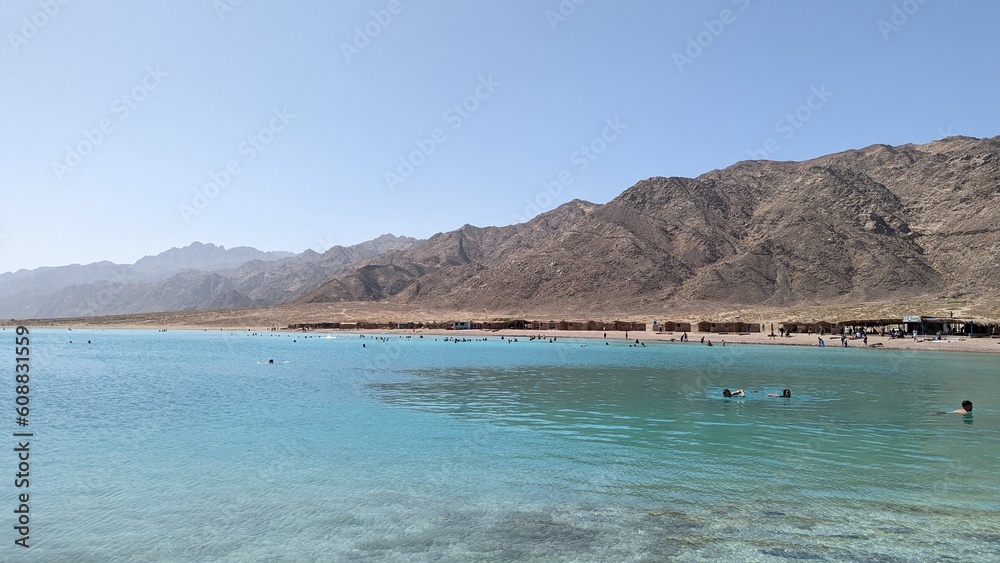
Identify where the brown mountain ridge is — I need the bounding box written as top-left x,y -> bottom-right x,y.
298,135 -> 1000,314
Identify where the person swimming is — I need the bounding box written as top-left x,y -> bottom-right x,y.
267,359 -> 274,364
950,400 -> 973,414
723,388 -> 745,398
767,389 -> 791,398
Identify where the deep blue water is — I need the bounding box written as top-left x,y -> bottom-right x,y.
3,328 -> 999,561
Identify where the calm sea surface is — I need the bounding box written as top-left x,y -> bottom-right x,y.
5,328 -> 999,561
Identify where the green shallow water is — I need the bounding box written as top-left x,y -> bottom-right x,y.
5,328 -> 998,561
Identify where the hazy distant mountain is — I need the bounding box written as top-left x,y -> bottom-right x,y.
297,136 -> 1000,312
131,242 -> 295,280
0,235 -> 419,318
0,261 -> 141,295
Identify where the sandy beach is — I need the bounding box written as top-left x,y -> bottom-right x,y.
298,327 -> 1000,354
7,319 -> 998,354
3,299 -> 998,354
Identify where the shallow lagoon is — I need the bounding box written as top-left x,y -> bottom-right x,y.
10,329 -> 1000,561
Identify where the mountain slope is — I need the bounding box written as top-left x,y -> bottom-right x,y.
131,242 -> 295,280
298,135 -> 1000,312
6,136 -> 996,319
0,235 -> 420,318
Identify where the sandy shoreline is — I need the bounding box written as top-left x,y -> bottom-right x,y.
4,300 -> 998,354
314,327 -> 1000,354
12,322 -> 999,354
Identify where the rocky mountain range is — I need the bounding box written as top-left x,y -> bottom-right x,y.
4,135 -> 997,320
130,242 -> 296,280
297,135 -> 999,314
0,235 -> 418,318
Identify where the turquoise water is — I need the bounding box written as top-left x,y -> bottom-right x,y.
5,328 -> 999,561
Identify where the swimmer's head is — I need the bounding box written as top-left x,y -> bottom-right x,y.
962,400 -> 973,412
723,389 -> 732,398
782,389 -> 791,398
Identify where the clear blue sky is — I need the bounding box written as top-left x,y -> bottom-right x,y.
2,0 -> 998,273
